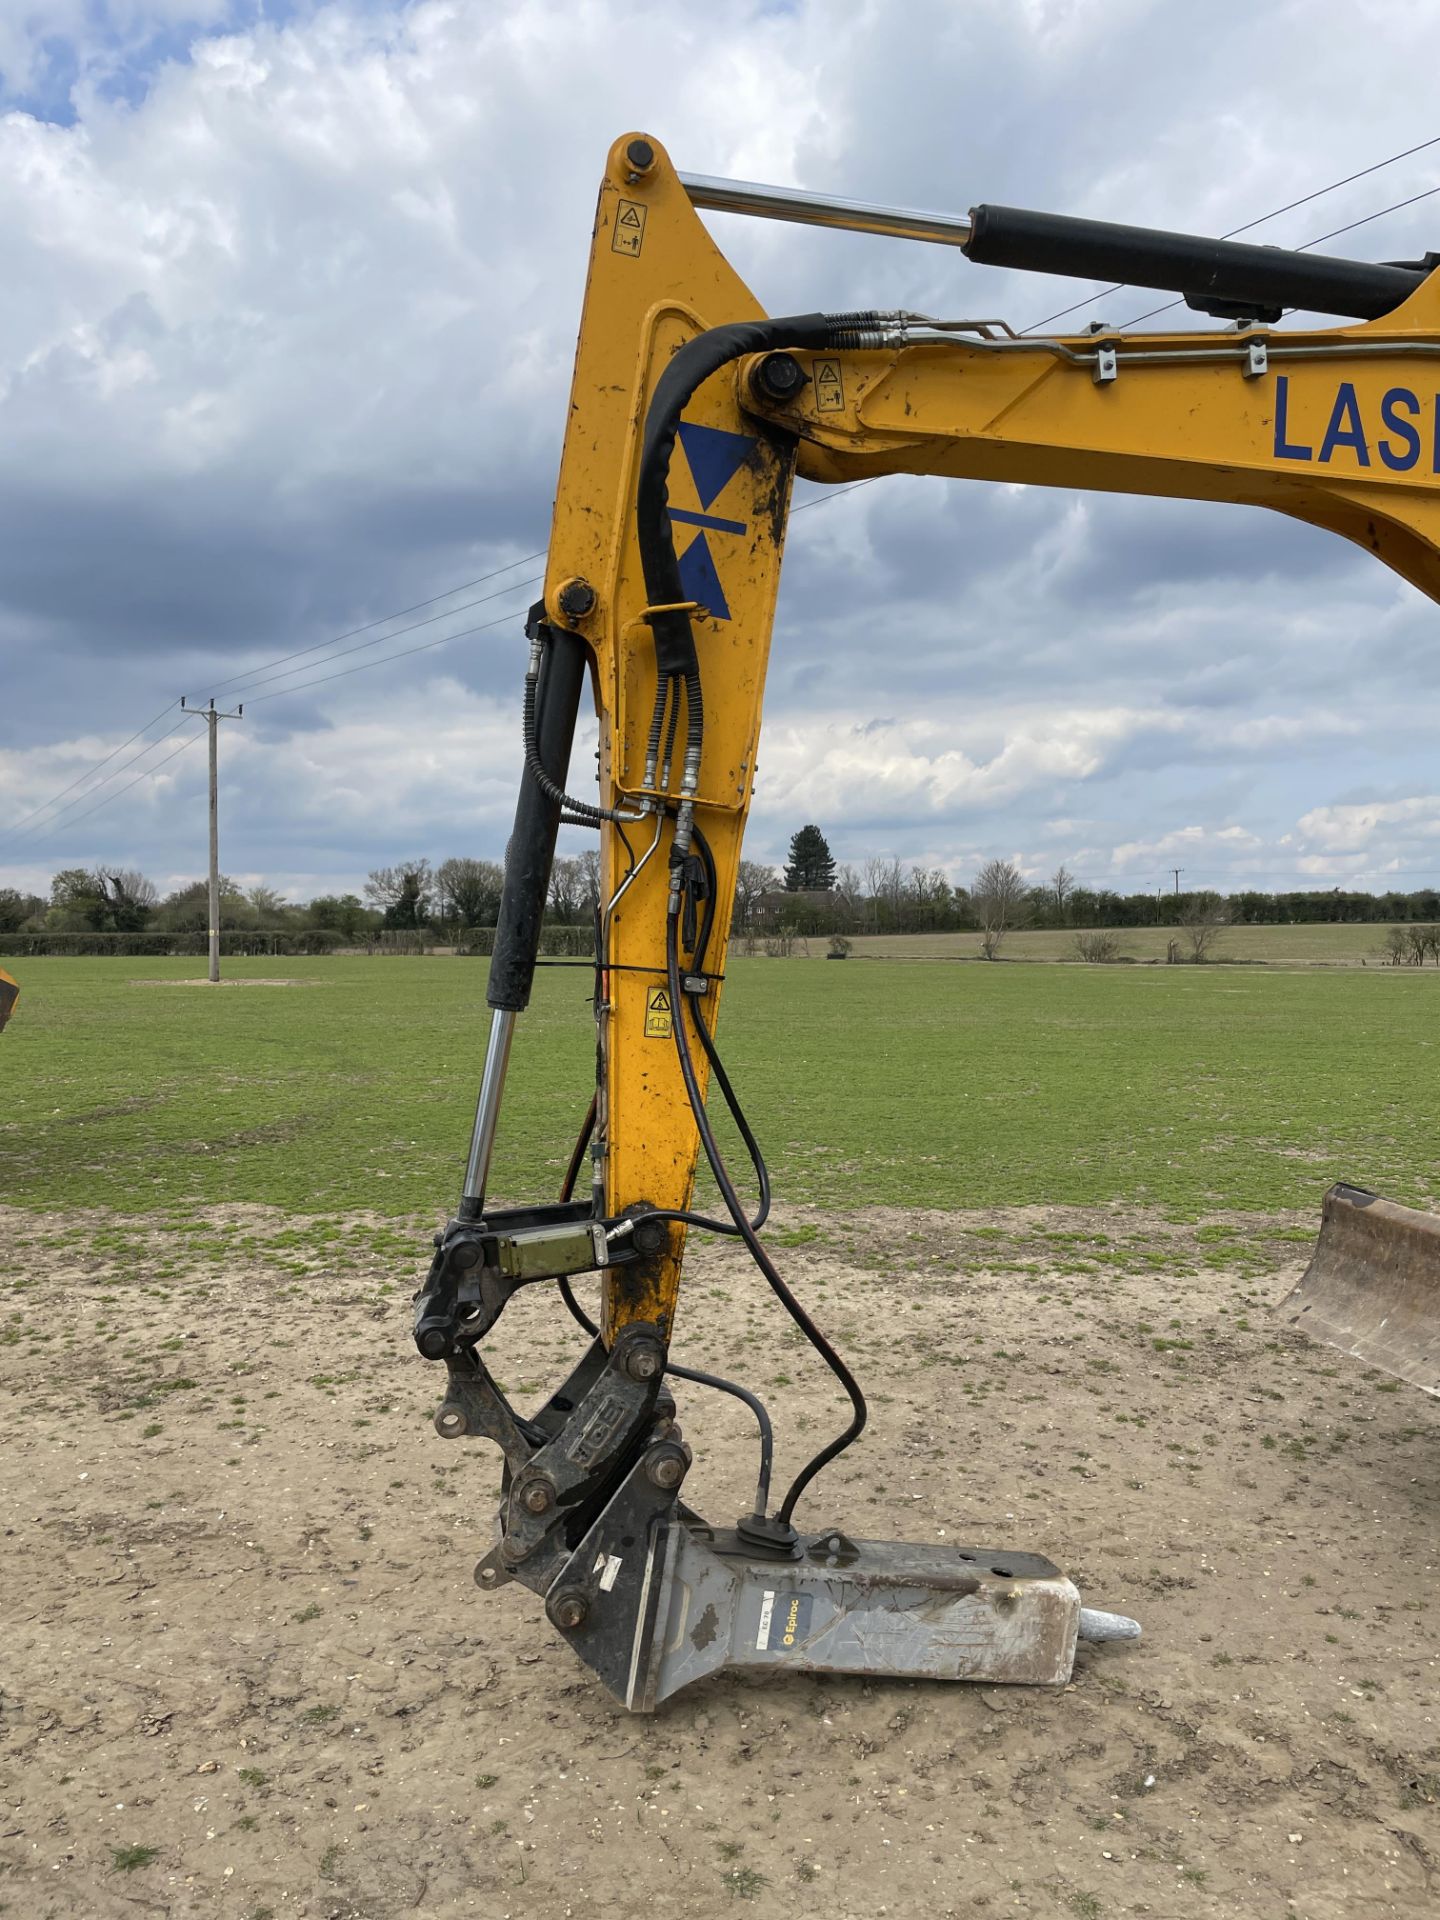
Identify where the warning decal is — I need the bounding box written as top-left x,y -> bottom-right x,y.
612,199 -> 647,256
814,358 -> 844,412
644,984 -> 673,1038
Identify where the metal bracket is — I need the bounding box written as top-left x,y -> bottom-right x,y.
500,1322 -> 666,1566
1092,343 -> 1118,385
433,1349 -> 535,1479
1243,337 -> 1268,379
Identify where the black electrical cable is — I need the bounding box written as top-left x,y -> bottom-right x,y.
555,1096 -> 776,1514
665,875 -> 865,1529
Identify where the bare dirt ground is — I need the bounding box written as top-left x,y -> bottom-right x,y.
1,1202 -> 1437,1919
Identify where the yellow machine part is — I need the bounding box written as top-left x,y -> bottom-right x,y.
542,133 -> 1440,1349
0,969 -> 17,1033
1278,1183 -> 1440,1397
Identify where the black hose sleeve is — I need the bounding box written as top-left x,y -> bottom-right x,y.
488,617 -> 587,1013
635,314 -> 834,685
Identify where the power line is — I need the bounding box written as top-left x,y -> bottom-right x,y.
5,471 -> 878,850
1117,182 -> 1440,329
1022,130 -> 1440,333
244,596 -> 540,703
0,559 -> 547,844
194,490 -> 869,714
198,573 -> 545,704
241,487 -> 882,709
193,549 -> 547,700
4,714 -> 195,849
0,699 -> 179,845
38,728 -> 205,841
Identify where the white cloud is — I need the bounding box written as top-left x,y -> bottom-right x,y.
1295,795 -> 1440,853
4,0 -> 1440,900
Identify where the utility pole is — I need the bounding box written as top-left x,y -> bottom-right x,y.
181,697 -> 243,983
1171,867 -> 1184,895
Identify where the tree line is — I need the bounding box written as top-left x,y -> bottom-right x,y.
0,853 -> 605,943
2,830 -> 1436,955
755,824 -> 1440,945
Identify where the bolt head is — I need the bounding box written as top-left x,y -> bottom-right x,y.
647,1450 -> 685,1491
520,1478 -> 555,1515
752,351 -> 806,402
623,1340 -> 663,1382
557,576 -> 597,618
625,138 -> 656,174
553,1590 -> 589,1630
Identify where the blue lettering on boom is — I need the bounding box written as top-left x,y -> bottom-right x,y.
1272,375 -> 1312,461
1318,383 -> 1371,467
1271,379 -> 1434,470
1378,388 -> 1421,471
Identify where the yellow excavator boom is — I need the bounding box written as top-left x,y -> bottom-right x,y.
410,134 -> 1440,1710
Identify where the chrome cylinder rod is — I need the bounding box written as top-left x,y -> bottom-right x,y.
461,1007 -> 516,1209
680,171 -> 974,248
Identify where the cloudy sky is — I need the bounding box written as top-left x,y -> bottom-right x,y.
2,0 -> 1439,905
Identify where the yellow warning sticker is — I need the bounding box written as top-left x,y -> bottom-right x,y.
644,984 -> 673,1038
814,357 -> 844,412
612,199 -> 647,256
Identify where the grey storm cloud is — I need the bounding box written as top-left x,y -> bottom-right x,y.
3,0 -> 1440,901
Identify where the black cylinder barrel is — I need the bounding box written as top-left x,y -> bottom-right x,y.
487,622 -> 587,1014
965,204 -> 1425,322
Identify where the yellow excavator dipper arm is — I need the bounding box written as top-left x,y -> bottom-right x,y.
411,133 -> 1440,1710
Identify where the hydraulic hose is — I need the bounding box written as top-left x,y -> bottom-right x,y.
634,312 -> 871,852
665,876 -> 866,1529
556,1102 -> 775,1516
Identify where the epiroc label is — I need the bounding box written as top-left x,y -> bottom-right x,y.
756,1588 -> 814,1652
1272,374 -> 1437,471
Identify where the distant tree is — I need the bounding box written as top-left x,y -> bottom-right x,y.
735,859 -> 779,931
97,869 -> 158,932
907,866 -> 952,930
153,876 -> 251,933
246,882 -> 286,919
832,863 -> 862,925
972,858 -> 1030,960
784,825 -> 835,892
435,857 -> 504,929
365,860 -> 432,928
1051,865 -> 1075,921
48,868 -> 109,931
1180,891 -> 1229,962
547,855 -> 588,924
0,888 -> 44,933
576,849 -> 601,915
864,854 -> 905,930
308,893 -> 373,938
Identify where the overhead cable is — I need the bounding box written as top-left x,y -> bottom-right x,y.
0,700 -> 180,845
4,714 -> 195,848
1023,131 -> 1440,333
1117,182 -> 1440,328
194,549 -> 547,700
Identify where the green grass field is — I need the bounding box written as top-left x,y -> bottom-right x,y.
2,951 -> 1436,1226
